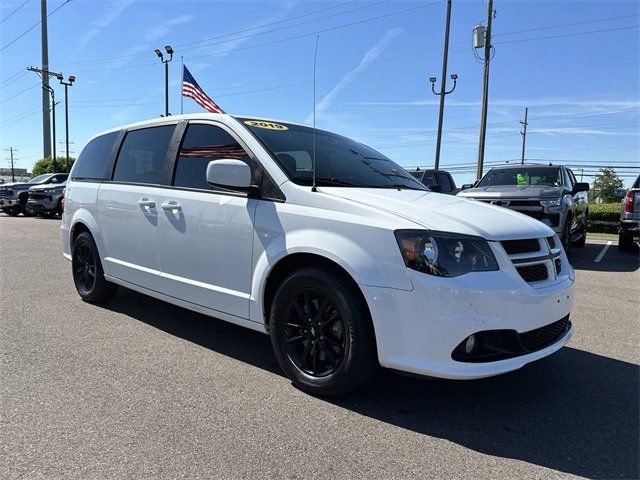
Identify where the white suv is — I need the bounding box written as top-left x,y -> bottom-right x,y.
61,114 -> 575,396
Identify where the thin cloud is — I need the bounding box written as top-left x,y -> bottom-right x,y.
144,14 -> 194,42
307,28 -> 403,123
77,0 -> 136,51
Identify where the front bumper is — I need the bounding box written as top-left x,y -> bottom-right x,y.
361,252 -> 575,380
27,195 -> 60,212
0,198 -> 19,208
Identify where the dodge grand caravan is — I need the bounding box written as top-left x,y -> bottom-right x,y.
61,114 -> 575,396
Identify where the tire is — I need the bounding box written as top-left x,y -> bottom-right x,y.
618,230 -> 634,251
570,214 -> 587,248
561,215 -> 572,253
4,206 -> 20,216
72,232 -> 117,303
269,267 -> 377,397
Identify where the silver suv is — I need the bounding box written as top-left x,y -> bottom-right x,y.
458,164 -> 589,250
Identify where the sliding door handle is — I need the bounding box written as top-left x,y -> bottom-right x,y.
161,201 -> 182,212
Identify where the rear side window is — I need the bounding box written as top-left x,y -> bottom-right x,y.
113,125 -> 175,185
173,124 -> 252,190
71,132 -> 118,181
436,172 -> 454,193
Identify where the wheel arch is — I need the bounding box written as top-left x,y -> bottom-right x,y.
69,209 -> 110,274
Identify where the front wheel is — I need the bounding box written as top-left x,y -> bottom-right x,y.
269,267 -> 377,397
72,232 -> 117,303
3,207 -> 20,216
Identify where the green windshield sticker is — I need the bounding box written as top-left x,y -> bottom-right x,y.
516,172 -> 529,186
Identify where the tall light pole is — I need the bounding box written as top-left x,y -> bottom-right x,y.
475,0 -> 495,180
520,107 -> 528,165
155,45 -> 174,117
57,74 -> 75,167
429,0 -> 457,171
43,84 -> 57,171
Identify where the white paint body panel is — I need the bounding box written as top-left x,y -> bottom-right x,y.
62,113 -> 576,380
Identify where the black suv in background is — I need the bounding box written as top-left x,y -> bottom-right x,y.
405,168 -> 459,194
0,173 -> 68,216
458,164 -> 589,250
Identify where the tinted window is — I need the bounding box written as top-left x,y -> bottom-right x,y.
238,117 -> 425,190
174,124 -> 251,190
436,172 -> 454,192
421,172 -> 437,187
113,126 -> 175,185
28,174 -> 53,184
566,168 -> 577,187
71,132 -> 118,181
50,174 -> 68,184
478,167 -> 562,187
409,171 -> 423,181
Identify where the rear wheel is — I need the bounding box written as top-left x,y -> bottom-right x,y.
72,232 -> 117,303
19,194 -> 34,216
269,267 -> 377,397
618,229 -> 635,251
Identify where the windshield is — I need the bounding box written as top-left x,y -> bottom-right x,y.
28,174 -> 53,184
238,118 -> 426,190
478,167 -> 562,187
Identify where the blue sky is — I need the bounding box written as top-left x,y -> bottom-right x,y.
0,0 -> 638,185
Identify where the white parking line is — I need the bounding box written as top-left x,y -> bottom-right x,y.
594,241 -> 612,263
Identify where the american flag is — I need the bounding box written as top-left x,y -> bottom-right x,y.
182,65 -> 225,114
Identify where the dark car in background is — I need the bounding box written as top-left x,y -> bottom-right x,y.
0,173 -> 68,216
27,180 -> 67,217
617,175 -> 640,251
457,164 -> 589,249
406,168 -> 459,194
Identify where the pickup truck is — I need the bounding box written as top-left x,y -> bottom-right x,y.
405,168 -> 459,194
0,173 -> 68,216
617,175 -> 640,251
457,164 -> 589,250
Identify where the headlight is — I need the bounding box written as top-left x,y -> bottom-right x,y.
540,198 -> 562,207
395,230 -> 499,277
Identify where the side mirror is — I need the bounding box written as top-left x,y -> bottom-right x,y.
614,188 -> 626,200
206,159 -> 253,191
572,182 -> 589,193
428,184 -> 442,192
461,183 -> 474,190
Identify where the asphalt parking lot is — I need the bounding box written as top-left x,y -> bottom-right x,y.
1,215 -> 638,479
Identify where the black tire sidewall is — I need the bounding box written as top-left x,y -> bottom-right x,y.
269,268 -> 376,396
72,232 -> 116,302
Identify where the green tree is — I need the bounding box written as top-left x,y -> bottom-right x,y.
590,167 -> 624,203
31,157 -> 75,177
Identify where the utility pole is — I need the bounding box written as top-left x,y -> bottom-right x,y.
29,67 -> 63,171
475,0 -> 495,180
5,148 -> 17,182
520,107 -> 528,164
429,0 -> 458,171
40,0 -> 52,159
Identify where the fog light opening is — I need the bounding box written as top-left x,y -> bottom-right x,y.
465,335 -> 476,355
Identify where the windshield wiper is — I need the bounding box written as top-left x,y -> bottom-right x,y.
375,184 -> 425,191
312,177 -> 367,187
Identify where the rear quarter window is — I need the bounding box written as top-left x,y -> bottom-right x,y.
113,125 -> 175,185
71,132 -> 119,181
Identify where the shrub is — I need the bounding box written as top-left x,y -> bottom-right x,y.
588,203 -> 619,234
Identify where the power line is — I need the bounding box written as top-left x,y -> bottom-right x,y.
0,69 -> 28,88
495,24 -> 639,47
0,82 -> 40,103
492,13 -> 639,38
0,0 -> 29,25
0,0 -> 72,53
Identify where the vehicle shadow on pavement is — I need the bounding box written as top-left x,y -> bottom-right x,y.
337,349 -> 639,479
569,242 -> 639,272
106,288 -> 639,479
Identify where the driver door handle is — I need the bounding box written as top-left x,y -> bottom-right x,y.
161,201 -> 182,212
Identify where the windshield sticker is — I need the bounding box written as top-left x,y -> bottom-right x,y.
244,120 -> 289,131
516,172 -> 529,186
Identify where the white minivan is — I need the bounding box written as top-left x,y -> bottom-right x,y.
62,114 -> 575,396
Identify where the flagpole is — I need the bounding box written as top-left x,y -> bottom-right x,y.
180,56 -> 184,114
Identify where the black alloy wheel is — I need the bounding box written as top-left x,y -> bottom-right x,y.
283,289 -> 347,377
269,267 -> 377,397
73,241 -> 97,295
71,232 -> 117,303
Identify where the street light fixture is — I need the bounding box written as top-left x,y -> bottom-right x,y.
58,74 -> 75,169
155,45 -> 174,116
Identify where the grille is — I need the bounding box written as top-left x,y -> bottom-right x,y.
29,193 -> 47,200
502,238 -> 540,255
508,200 -> 540,207
516,264 -> 548,282
547,236 -> 556,249
520,316 -> 570,351
555,258 -> 562,274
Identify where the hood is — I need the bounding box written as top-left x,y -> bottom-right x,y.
29,182 -> 66,192
0,182 -> 31,190
321,188 -> 553,241
457,185 -> 565,199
